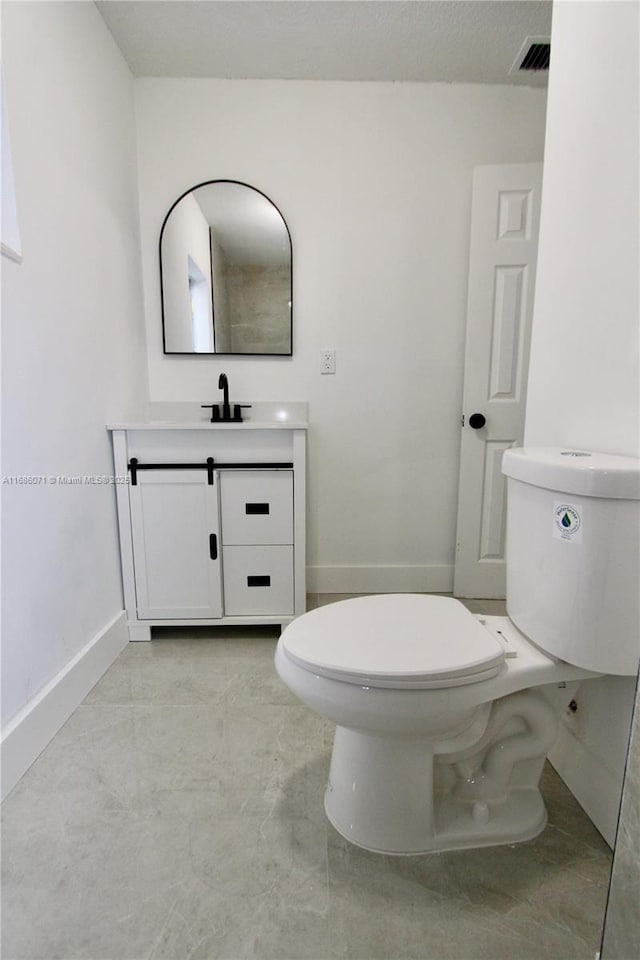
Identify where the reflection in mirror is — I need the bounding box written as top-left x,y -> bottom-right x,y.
160,181 -> 292,355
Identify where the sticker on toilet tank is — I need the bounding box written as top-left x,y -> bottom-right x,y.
553,503 -> 583,543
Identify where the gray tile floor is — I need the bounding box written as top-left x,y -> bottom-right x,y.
2,596 -> 612,959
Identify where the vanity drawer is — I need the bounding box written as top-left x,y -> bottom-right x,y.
220,470 -> 293,545
223,545 -> 294,616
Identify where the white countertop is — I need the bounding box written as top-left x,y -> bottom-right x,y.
108,401 -> 309,431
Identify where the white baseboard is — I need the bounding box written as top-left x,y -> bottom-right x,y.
307,564 -> 454,595
1,611 -> 128,801
548,722 -> 622,848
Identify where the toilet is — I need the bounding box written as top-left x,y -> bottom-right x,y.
275,448 -> 640,854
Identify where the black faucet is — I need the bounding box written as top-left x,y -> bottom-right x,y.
201,373 -> 251,422
218,373 -> 231,420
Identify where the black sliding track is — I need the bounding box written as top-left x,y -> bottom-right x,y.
127,457 -> 293,485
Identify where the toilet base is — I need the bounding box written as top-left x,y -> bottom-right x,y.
324,725 -> 548,855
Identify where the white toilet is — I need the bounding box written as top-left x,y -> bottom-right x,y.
276,448 -> 640,854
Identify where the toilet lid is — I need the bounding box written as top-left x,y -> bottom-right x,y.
280,595 -> 505,689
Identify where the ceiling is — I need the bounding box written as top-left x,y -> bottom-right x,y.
96,0 -> 552,86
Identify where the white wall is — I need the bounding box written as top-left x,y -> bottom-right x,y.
161,193 -> 213,352
135,79 -> 548,591
526,3 -> 639,458
524,0 -> 639,845
1,2 -> 147,776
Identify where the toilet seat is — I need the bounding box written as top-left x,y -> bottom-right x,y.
280,594 -> 505,690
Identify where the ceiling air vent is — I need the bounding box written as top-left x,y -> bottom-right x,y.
510,36 -> 551,75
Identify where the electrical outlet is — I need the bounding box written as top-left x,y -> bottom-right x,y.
320,349 -> 336,375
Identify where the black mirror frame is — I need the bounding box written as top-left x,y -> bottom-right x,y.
159,179 -> 293,357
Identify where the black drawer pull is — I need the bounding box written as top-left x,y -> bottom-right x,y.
209,534 -> 218,560
247,575 -> 271,587
245,502 -> 270,515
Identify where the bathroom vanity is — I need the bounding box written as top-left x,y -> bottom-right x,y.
108,403 -> 307,641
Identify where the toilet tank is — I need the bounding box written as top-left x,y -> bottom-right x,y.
502,448 -> 640,676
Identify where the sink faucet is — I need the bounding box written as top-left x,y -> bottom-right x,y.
218,373 -> 231,420
200,373 -> 251,422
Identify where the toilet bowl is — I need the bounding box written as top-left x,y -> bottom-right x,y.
275,448 -> 640,855
276,594 -> 594,854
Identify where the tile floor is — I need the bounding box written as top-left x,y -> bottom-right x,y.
1,596 -> 612,959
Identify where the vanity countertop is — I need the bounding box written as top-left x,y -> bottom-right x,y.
107,401 -> 309,431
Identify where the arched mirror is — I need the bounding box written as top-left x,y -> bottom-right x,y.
160,180 -> 292,355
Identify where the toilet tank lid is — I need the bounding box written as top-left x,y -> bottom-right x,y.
502,447 -> 640,499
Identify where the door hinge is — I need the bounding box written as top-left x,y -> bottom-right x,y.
460,414 -> 465,427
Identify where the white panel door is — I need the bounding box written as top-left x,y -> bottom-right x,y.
129,469 -> 222,619
454,163 -> 543,599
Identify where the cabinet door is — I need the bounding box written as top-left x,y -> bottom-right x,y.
129,470 -> 222,619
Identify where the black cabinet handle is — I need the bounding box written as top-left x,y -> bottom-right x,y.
245,503 -> 270,515
247,575 -> 271,587
209,534 -> 218,560
468,413 -> 487,429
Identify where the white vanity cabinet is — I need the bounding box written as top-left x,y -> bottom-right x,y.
108,406 -> 307,641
